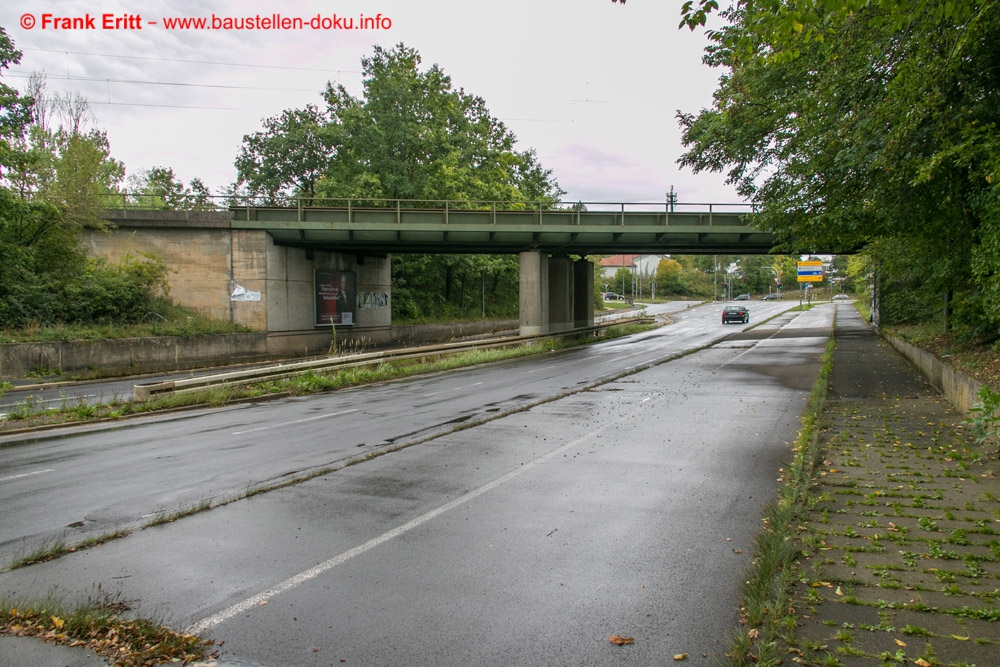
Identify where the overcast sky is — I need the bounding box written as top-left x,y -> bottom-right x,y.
3,0 -> 740,205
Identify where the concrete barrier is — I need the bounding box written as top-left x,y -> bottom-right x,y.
0,320 -> 520,381
880,330 -> 984,414
0,334 -> 269,380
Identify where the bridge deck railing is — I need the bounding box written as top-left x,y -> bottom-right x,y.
99,193 -> 755,221
230,199 -> 756,229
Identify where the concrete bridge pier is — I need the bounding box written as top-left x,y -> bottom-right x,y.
519,252 -> 594,336
573,257 -> 595,329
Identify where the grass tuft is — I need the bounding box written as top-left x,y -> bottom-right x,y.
0,587 -> 214,666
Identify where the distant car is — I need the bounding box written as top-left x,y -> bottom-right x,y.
733,293 -> 751,301
722,305 -> 750,324
603,292 -> 625,301
832,294 -> 850,301
761,294 -> 781,301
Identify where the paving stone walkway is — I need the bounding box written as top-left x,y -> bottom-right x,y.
786,308 -> 1000,666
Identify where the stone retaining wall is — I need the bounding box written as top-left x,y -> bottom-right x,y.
880,330 -> 984,414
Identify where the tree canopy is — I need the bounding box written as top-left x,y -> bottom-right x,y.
676,0 -> 1000,332
234,43 -> 567,322
0,31 -> 172,329
236,43 -> 564,207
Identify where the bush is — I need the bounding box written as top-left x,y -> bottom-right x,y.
0,251 -> 170,329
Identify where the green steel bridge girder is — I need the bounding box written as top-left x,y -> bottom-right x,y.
230,205 -> 774,256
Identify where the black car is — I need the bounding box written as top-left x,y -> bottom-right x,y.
722,305 -> 750,324
733,293 -> 751,301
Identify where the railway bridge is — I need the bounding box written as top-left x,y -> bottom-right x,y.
85,199 -> 770,355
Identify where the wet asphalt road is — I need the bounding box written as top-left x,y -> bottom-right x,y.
0,300 -> 830,666
0,301 -> 789,564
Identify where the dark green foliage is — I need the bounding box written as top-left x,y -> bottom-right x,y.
392,253 -> 520,323
0,28 -> 177,331
318,44 -> 563,204
0,188 -> 170,327
0,26 -> 33,175
232,43 -> 564,322
677,1 -> 1000,334
57,254 -> 169,324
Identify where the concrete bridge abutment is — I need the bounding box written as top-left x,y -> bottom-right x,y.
519,252 -> 595,336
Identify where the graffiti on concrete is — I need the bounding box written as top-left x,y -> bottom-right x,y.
357,291 -> 389,310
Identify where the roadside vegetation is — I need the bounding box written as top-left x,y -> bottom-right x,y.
0,301 -> 250,345
0,589 -> 214,666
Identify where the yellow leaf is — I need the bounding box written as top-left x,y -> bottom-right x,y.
894,638 -> 906,647
609,635 -> 634,645
50,616 -> 65,629
950,635 -> 969,641
835,586 -> 843,596
674,654 -> 689,661
914,660 -> 932,667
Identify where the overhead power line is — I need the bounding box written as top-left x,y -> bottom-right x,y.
7,70 -> 323,93
22,47 -> 362,75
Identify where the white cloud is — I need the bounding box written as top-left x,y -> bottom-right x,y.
3,0 -> 739,203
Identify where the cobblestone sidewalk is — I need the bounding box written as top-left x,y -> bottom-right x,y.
787,309 -> 1000,666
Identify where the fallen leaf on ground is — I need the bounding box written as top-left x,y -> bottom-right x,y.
673,653 -> 688,661
894,638 -> 906,647
609,635 -> 634,645
914,659 -> 932,667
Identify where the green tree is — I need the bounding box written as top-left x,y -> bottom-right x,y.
0,27 -> 33,182
319,43 -> 564,204
235,104 -> 333,204
655,258 -> 683,293
231,43 -> 565,322
321,43 -> 563,320
677,1 -> 1000,333
40,129 -> 124,227
128,167 -> 217,210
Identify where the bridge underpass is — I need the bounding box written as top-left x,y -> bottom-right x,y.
230,201 -> 771,335
93,200 -> 774,349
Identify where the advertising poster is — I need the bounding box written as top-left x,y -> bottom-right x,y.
314,270 -> 356,327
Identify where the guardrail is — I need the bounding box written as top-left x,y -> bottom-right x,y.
133,317 -> 655,401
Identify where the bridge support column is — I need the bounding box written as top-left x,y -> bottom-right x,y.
519,251 -> 549,335
548,257 -> 574,332
574,258 -> 595,329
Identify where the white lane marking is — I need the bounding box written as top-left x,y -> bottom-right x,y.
231,409 -> 359,436
187,425 -> 612,634
426,382 -> 484,397
0,468 -> 55,482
